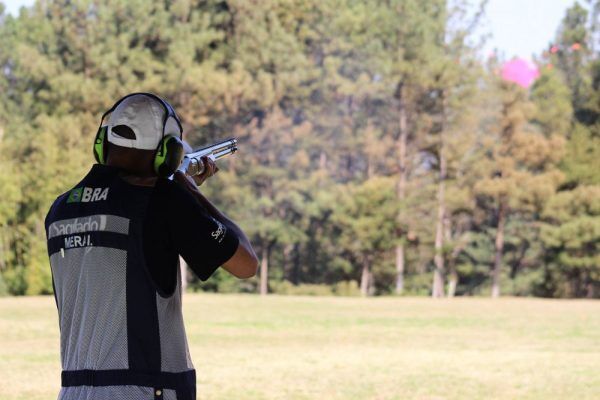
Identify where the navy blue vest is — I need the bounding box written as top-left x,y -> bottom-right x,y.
46,165 -> 199,400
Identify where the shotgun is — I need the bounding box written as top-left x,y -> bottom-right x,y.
177,138 -> 238,177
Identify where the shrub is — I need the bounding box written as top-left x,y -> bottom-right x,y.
332,280 -> 361,296
270,281 -> 333,296
0,272 -> 8,297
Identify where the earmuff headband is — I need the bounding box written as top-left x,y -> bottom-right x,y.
94,92 -> 185,178
97,92 -> 183,140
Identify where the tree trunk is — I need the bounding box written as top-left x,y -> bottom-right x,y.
319,151 -> 327,169
395,245 -> 405,295
367,150 -> 374,180
0,227 -> 7,271
368,269 -> 375,296
447,267 -> 458,297
586,275 -> 595,298
447,235 -> 470,298
318,151 -> 328,187
445,220 -> 456,297
179,257 -> 188,293
492,201 -> 506,298
432,93 -> 447,299
432,209 -> 445,297
360,256 -> 370,297
292,243 -> 300,285
260,245 -> 269,296
395,82 -> 408,295
282,243 -> 294,282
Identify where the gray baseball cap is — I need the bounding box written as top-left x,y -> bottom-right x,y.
105,94 -> 181,150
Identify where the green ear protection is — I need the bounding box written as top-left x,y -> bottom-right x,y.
93,92 -> 185,178
154,134 -> 185,178
93,126 -> 109,165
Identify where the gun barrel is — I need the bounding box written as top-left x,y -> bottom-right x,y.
188,138 -> 237,159
213,146 -> 237,160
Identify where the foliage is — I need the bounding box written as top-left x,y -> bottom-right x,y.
0,0 -> 598,297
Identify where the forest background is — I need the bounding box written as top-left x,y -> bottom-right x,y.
0,0 -> 598,298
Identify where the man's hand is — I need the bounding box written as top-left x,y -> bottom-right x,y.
191,156 -> 219,186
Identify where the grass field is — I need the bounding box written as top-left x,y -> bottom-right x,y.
0,294 -> 599,400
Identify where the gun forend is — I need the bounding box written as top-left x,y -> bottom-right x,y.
178,138 -> 238,177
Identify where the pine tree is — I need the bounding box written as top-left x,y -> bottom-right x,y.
475,79 -> 565,297
540,185 -> 600,297
332,177 -> 397,296
536,1 -> 600,298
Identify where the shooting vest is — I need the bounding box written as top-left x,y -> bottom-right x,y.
45,164 -> 196,400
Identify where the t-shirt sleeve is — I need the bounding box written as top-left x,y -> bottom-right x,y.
162,179 -> 240,281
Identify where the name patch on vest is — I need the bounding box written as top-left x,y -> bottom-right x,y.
50,215 -> 107,238
64,234 -> 93,249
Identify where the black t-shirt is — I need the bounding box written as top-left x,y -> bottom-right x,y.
46,163 -> 239,297
143,175 -> 240,295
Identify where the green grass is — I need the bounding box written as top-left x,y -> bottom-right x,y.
1,294 -> 599,399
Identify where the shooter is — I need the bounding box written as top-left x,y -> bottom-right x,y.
44,92 -> 258,400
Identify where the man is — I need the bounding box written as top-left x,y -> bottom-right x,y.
44,93 -> 258,400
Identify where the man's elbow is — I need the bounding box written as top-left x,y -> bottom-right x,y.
236,257 -> 259,279
223,250 -> 259,279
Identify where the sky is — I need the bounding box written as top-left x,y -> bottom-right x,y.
479,0 -> 580,60
2,0 -> 582,60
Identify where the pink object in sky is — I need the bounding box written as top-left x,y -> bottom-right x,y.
501,58 -> 540,88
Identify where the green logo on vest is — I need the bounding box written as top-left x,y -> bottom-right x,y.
67,187 -> 83,203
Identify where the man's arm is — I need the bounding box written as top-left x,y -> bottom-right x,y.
173,170 -> 259,279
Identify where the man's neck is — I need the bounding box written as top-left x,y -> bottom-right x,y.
117,171 -> 158,187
